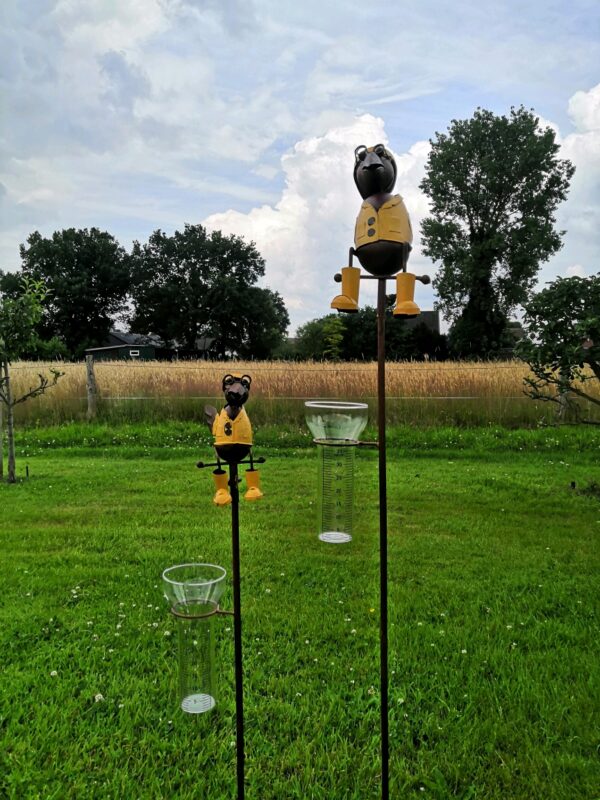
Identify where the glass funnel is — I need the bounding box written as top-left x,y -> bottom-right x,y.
304,400 -> 368,443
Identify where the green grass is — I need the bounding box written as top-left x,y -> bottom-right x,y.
1,424 -> 599,799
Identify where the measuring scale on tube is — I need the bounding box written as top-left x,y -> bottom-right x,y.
305,401 -> 368,544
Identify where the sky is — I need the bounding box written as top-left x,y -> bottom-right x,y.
1,0 -> 599,334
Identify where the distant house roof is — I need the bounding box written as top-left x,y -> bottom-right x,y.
401,310 -> 440,334
107,330 -> 164,347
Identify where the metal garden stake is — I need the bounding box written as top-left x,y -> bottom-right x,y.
195,373 -> 264,800
330,143 -> 431,800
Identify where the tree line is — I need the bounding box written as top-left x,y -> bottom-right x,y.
0,224 -> 289,361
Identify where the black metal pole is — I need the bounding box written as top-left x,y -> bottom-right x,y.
377,278 -> 389,800
229,461 -> 245,800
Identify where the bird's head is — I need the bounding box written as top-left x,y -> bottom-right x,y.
353,143 -> 397,199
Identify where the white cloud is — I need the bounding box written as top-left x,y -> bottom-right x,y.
545,82 -> 600,287
204,115 -> 433,332
565,264 -> 588,278
568,83 -> 600,132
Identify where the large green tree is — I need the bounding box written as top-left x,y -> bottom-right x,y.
420,106 -> 574,358
19,228 -> 131,358
517,274 -> 600,424
128,224 -> 288,358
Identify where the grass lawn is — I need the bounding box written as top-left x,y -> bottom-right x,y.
1,424 -> 599,799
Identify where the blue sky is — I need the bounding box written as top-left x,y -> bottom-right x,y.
1,0 -> 599,332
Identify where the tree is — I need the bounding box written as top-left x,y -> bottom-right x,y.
296,304 -> 448,361
19,228 -> 131,358
517,275 -> 600,424
129,224 -> 288,358
420,106 -> 574,358
296,317 -> 330,360
0,277 -> 63,482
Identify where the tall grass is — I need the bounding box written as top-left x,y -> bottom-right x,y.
7,359 -> 600,427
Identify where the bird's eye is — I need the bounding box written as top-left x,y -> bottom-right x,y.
355,145 -> 367,162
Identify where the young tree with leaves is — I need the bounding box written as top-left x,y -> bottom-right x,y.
420,106 -> 574,358
0,277 -> 63,482
517,274 -> 600,424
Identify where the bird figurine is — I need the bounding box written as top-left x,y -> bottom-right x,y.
204,374 -> 263,505
331,143 -> 428,316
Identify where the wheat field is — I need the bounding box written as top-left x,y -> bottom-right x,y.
6,359 -> 599,427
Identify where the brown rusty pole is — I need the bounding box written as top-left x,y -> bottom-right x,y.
377,277 -> 389,800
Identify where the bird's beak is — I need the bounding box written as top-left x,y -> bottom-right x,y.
361,151 -> 384,171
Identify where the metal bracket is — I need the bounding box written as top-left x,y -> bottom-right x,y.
196,456 -> 266,470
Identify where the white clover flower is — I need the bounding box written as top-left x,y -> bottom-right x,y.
94,693 -> 104,702
461,649 -> 467,654
50,670 -> 58,677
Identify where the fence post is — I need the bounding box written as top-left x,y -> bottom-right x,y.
86,355 -> 98,421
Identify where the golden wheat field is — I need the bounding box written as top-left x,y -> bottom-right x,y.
8,359 -> 599,427
9,359 -> 534,401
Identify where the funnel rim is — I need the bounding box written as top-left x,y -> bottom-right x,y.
162,562 -> 227,589
305,400 -> 368,411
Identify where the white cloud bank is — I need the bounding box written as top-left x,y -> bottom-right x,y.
204,115 -> 432,331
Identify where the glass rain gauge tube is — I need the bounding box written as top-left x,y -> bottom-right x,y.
305,401 -> 368,544
162,563 -> 227,714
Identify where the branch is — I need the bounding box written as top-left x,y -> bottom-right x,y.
586,358 -> 600,382
523,373 -> 600,426
13,369 -> 64,406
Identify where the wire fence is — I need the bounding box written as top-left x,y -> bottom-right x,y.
7,359 -> 599,427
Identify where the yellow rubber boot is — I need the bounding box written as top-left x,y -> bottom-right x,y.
331,266 -> 360,313
393,272 -> 420,317
244,469 -> 264,501
212,469 -> 232,506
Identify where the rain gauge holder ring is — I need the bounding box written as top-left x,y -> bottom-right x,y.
305,401 -> 369,544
